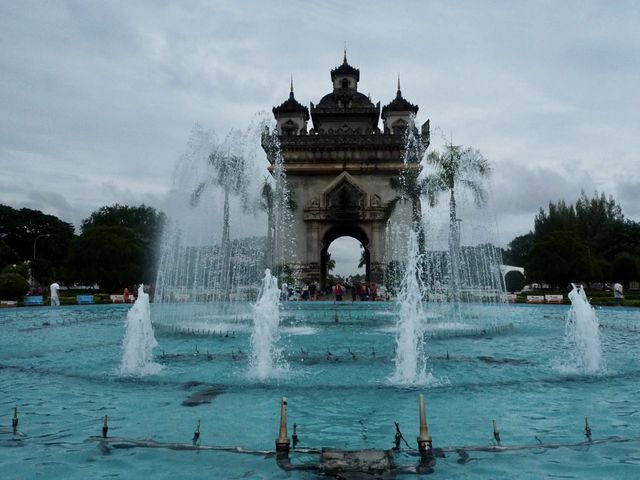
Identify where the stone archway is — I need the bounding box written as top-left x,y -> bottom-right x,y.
300,172 -> 388,290
320,226 -> 370,291
262,56 -> 430,291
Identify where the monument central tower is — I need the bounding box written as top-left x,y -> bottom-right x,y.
262,53 -> 429,289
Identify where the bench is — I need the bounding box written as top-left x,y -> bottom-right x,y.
23,296 -> 44,306
526,295 -> 545,304
506,294 -> 517,303
76,294 -> 95,305
1,300 -> 18,307
545,294 -> 564,304
110,294 -> 125,304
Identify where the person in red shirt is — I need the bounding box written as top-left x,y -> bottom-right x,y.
335,281 -> 344,301
370,282 -> 377,301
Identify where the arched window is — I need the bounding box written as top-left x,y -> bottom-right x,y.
341,78 -> 349,89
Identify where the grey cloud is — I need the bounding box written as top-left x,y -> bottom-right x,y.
614,177 -> 640,219
1,0 -> 639,246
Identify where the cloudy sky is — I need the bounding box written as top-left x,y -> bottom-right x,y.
1,1 -> 638,273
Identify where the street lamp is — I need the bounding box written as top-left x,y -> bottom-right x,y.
33,234 -> 51,260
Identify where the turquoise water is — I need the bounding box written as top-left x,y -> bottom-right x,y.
1,302 -> 640,478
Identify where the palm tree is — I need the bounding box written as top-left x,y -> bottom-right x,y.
423,143 -> 491,305
326,252 -> 336,272
260,180 -> 275,270
259,178 -> 297,271
358,246 -> 366,269
384,167 -> 426,254
211,152 -> 248,295
191,143 -> 249,299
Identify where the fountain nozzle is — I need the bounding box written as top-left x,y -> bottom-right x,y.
292,423 -> 298,448
417,394 -> 433,462
492,419 -> 501,445
393,421 -> 409,450
584,417 -> 592,442
102,415 -> 108,438
193,419 -> 200,445
275,397 -> 290,455
12,407 -> 18,434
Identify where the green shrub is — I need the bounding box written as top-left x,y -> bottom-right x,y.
0,272 -> 30,299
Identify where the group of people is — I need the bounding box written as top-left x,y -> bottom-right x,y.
280,280 -> 384,302
334,281 -> 378,302
45,283 -> 138,306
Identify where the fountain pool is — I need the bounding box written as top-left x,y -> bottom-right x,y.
1,302 -> 639,478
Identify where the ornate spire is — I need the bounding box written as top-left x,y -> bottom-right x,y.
382,76 -> 419,119
331,45 -> 360,82
273,79 -> 309,120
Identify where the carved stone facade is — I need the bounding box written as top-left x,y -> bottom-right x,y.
263,54 -> 429,288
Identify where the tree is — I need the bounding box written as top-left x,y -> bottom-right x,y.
259,180 -> 275,270
358,246 -> 366,269
503,233 -> 534,267
82,204 -> 165,240
191,138 -> 249,298
326,252 -> 336,272
258,179 -> 297,271
385,167 -> 424,235
504,270 -> 525,293
513,191 -> 639,286
423,143 -> 491,304
65,204 -> 164,291
0,239 -> 19,272
0,204 -> 75,283
526,231 -> 590,289
66,226 -> 145,292
612,252 -> 639,290
0,272 -> 29,300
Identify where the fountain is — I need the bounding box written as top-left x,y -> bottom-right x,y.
3,61 -> 634,480
390,229 -> 428,384
249,269 -> 287,379
119,284 -> 162,376
558,283 -> 604,374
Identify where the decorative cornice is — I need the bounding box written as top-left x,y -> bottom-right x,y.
269,163 -> 421,175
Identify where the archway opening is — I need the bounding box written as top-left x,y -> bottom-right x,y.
320,229 -> 370,293
325,236 -> 367,292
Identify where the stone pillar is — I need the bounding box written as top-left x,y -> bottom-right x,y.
301,221 -> 321,286
369,221 -> 386,285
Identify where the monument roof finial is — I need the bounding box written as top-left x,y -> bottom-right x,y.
331,45 -> 360,82
273,77 -> 309,120
382,75 -> 419,119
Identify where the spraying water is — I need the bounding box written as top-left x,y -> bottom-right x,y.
119,285 -> 163,376
390,230 -> 428,384
559,284 -> 604,374
249,269 -> 286,379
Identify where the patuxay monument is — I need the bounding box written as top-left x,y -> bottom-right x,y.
262,52 -> 430,289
